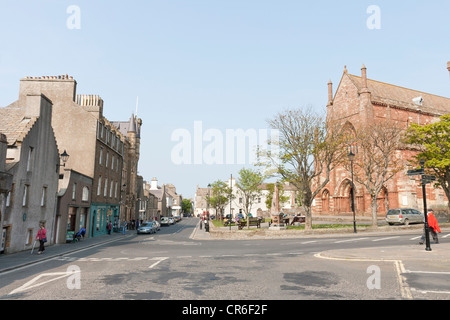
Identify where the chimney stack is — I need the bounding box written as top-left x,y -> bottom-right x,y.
327,80 -> 333,106
361,64 -> 368,88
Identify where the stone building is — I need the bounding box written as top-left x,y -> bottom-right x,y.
0,133 -> 13,253
111,114 -> 142,225
0,94 -> 59,253
312,65 -> 449,217
149,178 -> 168,218
15,75 -> 140,238
55,169 -> 93,243
165,184 -> 183,217
143,180 -> 159,221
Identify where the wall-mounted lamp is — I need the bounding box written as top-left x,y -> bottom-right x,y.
56,150 -> 70,173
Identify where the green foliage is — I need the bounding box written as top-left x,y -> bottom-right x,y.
235,168 -> 265,217
404,114 -> 450,208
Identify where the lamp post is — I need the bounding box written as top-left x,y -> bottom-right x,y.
420,159 -> 432,252
207,183 -> 211,221
229,174 -> 232,231
56,150 -> 70,173
348,151 -> 357,233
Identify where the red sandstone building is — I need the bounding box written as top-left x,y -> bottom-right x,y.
312,65 -> 449,217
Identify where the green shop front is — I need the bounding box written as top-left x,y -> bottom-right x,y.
90,203 -> 120,237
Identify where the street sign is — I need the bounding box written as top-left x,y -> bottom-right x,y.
407,168 -> 424,176
422,175 -> 436,184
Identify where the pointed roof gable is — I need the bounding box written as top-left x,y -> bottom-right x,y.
0,102 -> 38,146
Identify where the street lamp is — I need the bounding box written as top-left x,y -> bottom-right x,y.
229,174 -> 232,231
420,159 -> 432,251
347,151 -> 357,233
56,150 -> 70,172
207,183 -> 211,220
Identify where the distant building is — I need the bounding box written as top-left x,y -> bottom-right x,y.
194,179 -> 299,218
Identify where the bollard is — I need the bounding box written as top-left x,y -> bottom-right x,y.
205,221 -> 209,232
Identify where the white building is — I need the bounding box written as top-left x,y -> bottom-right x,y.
195,177 -> 300,218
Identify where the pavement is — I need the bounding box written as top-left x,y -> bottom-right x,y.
1,218 -> 450,277
0,231 -> 133,274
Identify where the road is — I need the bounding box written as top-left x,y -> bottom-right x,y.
0,217 -> 449,302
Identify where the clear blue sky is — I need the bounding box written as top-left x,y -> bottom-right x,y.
1,0 -> 449,199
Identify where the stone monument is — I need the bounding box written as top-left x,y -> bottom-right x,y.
269,182 -> 286,230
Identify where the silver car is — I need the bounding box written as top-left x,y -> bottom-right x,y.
137,222 -> 157,234
386,208 -> 424,226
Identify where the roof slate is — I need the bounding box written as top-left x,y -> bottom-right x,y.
347,73 -> 450,115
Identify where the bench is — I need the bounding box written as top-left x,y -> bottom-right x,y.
290,216 -> 306,225
238,218 -> 262,230
268,216 -> 305,226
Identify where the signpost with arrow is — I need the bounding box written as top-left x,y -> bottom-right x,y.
407,160 -> 436,252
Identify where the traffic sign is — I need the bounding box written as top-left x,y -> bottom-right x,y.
422,175 -> 437,184
407,168 -> 424,176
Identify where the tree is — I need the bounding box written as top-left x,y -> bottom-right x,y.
259,108 -> 346,230
404,114 -> 450,217
207,180 -> 233,219
348,121 -> 405,227
181,198 -> 193,215
235,167 -> 265,228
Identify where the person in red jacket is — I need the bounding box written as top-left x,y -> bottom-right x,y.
420,209 -> 441,245
35,224 -> 47,254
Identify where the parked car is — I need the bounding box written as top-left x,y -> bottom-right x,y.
168,217 -> 175,225
137,222 -> 157,234
160,217 -> 169,226
386,208 -> 424,226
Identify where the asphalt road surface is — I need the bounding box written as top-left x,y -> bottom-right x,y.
0,217 -> 449,303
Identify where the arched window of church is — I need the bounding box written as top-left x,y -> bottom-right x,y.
343,122 -> 358,155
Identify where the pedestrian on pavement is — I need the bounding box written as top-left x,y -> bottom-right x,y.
35,224 -> 47,254
420,209 -> 441,244
122,220 -> 127,235
107,221 -> 112,235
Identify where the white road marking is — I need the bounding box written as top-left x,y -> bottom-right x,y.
148,257 -> 169,269
334,238 -> 368,243
372,236 -> 401,242
314,252 -> 412,300
9,270 -> 79,295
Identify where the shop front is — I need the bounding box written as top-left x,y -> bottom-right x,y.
90,204 -> 119,237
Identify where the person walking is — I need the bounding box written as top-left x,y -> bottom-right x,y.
122,220 -> 127,235
420,209 -> 441,244
107,221 -> 112,235
35,224 -> 47,254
